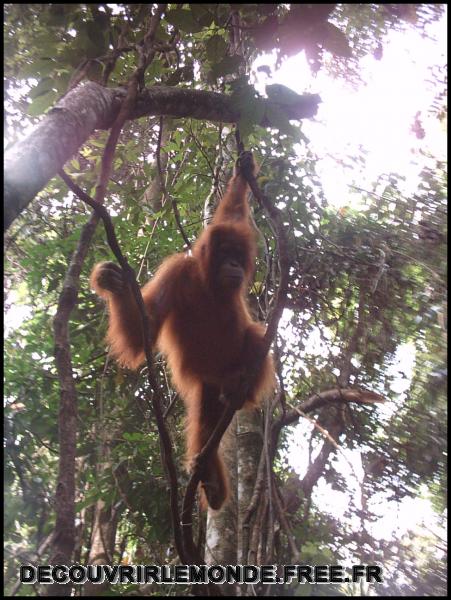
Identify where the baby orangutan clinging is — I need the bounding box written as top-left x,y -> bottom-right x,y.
90,152 -> 275,510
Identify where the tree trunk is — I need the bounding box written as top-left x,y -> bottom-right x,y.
83,499 -> 122,596
237,408 -> 263,565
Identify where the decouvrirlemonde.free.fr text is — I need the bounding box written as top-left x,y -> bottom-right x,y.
20,564 -> 382,585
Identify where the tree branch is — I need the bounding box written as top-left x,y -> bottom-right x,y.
58,169 -> 187,565
4,81 -> 320,231
47,8 -> 173,595
271,388 -> 384,452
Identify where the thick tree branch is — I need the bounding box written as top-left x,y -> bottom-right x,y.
271,388 -> 384,453
4,81 -> 320,231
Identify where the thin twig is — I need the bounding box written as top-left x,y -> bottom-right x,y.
156,116 -> 191,248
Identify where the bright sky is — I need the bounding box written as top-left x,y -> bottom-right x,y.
255,16 -> 447,207
282,318 -> 420,541
268,16 -> 447,545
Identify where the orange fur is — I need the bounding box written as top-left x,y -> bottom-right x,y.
90,157 -> 275,510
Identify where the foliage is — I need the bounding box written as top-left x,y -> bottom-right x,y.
4,3 -> 446,597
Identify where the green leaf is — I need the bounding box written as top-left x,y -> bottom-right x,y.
190,4 -> 215,27
47,278 -> 60,293
92,11 -> 109,32
123,432 -> 148,443
27,90 -> 57,116
145,57 -> 164,81
47,4 -> 75,27
28,77 -> 54,100
210,55 -> 244,78
165,9 -> 203,33
206,34 -> 227,64
21,58 -> 56,78
76,496 -> 96,511
266,84 -> 304,107
86,21 -> 104,44
265,104 -> 298,137
236,96 -> 266,140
